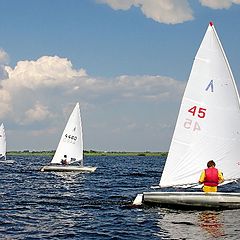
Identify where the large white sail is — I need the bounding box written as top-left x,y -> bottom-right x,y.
160,22 -> 240,188
0,123 -> 6,160
51,103 -> 83,165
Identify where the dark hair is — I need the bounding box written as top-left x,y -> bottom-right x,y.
207,160 -> 215,168
64,155 -> 67,158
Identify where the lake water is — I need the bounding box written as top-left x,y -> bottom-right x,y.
0,155 -> 239,239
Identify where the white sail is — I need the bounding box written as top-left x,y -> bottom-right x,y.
51,103 -> 83,165
0,123 -> 6,160
160,22 -> 240,188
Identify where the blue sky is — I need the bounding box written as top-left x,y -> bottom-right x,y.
0,0 -> 240,151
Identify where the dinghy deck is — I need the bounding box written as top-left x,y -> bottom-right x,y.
41,165 -> 97,172
134,192 -> 240,209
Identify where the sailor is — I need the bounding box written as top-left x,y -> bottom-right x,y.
198,160 -> 224,192
61,155 -> 68,165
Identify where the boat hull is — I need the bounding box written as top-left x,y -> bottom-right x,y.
0,159 -> 15,164
137,192 -> 240,209
40,165 -> 97,173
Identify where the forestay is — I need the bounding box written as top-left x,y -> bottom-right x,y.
0,123 -> 6,160
159,22 -> 240,188
51,103 -> 83,165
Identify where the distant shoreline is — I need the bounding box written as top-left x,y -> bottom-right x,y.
7,150 -> 168,157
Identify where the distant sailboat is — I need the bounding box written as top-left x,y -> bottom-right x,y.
133,22 -> 240,209
41,103 -> 96,172
0,123 -> 14,164
0,123 -> 6,161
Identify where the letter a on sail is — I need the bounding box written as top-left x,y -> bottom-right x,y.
205,80 -> 214,92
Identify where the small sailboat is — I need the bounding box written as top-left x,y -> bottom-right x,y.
133,22 -> 240,209
0,123 -> 6,161
41,103 -> 96,172
0,123 -> 14,164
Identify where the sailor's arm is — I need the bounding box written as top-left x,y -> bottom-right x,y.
218,171 -> 224,183
198,170 -> 205,184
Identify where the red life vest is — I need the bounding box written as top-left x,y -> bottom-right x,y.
204,168 -> 219,186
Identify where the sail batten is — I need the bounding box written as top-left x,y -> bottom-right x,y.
159,23 -> 240,188
194,57 -> 209,63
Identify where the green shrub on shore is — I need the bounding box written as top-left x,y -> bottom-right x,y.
7,150 -> 168,157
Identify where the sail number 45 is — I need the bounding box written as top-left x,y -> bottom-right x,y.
188,106 -> 206,118
184,106 -> 207,131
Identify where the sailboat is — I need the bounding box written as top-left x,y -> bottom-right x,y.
41,103 -> 96,172
0,123 -> 6,161
0,123 -> 14,164
133,22 -> 240,209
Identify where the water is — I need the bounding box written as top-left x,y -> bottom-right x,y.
0,155 -> 239,239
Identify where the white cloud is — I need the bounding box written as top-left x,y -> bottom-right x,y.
0,88 -> 11,118
97,0 -> 194,24
22,102 -> 53,124
97,0 -> 240,24
115,75 -> 184,101
0,53 -> 184,123
0,51 -> 185,151
0,49 -> 9,80
0,48 -> 9,64
30,127 -> 57,137
199,0 -> 240,9
97,0 -> 133,10
0,55 -> 88,122
4,56 -> 87,90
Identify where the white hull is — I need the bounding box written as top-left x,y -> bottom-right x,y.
41,165 -> 97,173
134,192 -> 240,209
0,159 -> 14,164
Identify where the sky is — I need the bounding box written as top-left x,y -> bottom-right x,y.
0,0 -> 240,152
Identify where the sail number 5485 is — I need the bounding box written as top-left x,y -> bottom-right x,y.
188,106 -> 206,118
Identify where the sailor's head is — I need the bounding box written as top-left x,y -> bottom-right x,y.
207,160 -> 215,168
64,155 -> 67,158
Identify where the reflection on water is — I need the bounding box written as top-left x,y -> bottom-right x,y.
156,210 -> 199,239
54,172 -> 86,183
198,211 -> 224,238
51,172 -> 87,195
156,209 -> 240,240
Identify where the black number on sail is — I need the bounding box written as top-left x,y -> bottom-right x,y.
64,133 -> 77,143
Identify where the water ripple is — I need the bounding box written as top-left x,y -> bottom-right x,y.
0,155 -> 239,239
